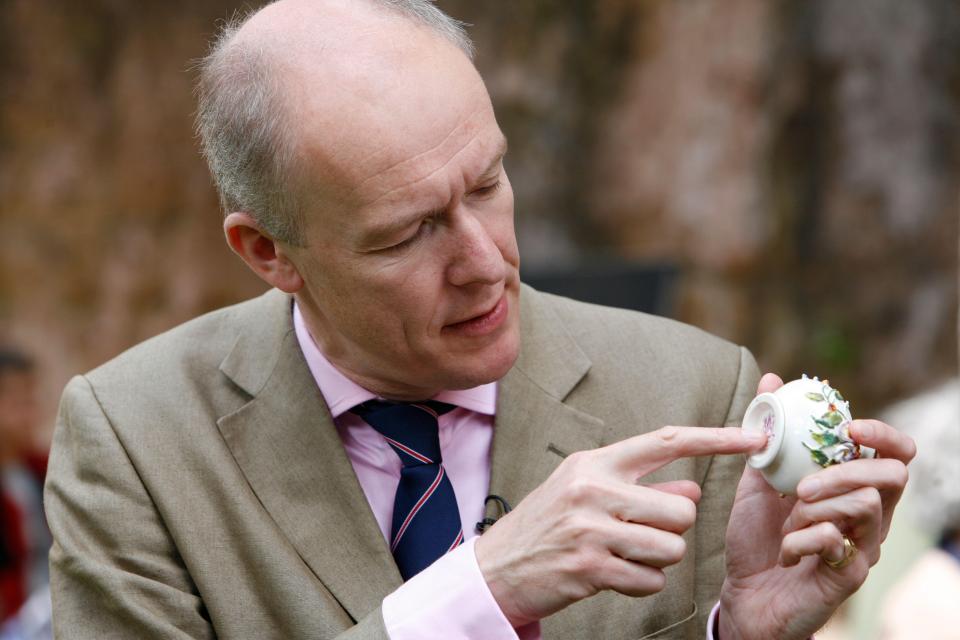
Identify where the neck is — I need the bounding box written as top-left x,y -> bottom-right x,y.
294,296 -> 442,402
326,358 -> 441,402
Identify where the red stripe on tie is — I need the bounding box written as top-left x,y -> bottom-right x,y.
447,529 -> 463,553
391,466 -> 444,552
382,436 -> 433,464
412,403 -> 440,420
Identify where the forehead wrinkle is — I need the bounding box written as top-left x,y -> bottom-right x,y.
357,132 -> 506,243
346,97 -> 487,202
362,133 -> 482,215
367,129 -> 506,217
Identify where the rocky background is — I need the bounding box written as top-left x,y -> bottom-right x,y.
1,0 -> 958,429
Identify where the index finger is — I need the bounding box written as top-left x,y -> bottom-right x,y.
611,426 -> 767,477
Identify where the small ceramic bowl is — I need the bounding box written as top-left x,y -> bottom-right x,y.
741,375 -> 875,495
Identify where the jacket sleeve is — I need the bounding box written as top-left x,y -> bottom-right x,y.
692,347 -> 761,634
45,376 -> 392,640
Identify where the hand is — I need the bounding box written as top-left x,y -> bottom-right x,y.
474,426 -> 767,627
718,374 -> 916,640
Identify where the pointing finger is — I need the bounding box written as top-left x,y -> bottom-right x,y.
611,426 -> 766,477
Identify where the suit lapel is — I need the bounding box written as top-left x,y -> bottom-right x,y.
216,290 -> 400,622
487,286 -> 605,516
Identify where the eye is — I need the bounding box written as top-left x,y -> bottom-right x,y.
383,217 -> 436,252
472,180 -> 502,198
384,228 -> 421,252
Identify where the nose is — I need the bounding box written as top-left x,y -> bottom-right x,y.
444,206 -> 505,287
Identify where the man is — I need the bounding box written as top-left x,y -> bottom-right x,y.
44,1 -> 915,638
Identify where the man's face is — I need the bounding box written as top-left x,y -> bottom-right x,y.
286,37 -> 521,400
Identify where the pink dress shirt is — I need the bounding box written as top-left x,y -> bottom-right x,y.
293,303 -> 722,639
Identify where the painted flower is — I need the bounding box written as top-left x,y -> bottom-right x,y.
802,379 -> 857,468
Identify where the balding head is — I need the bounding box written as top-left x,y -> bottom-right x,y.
207,0 -> 517,399
195,0 -> 475,245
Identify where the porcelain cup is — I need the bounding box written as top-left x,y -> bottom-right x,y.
741,375 -> 875,495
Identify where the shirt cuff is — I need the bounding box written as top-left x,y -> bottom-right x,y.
708,602 -> 720,640
382,537 -> 542,640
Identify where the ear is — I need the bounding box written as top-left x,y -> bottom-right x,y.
223,212 -> 305,293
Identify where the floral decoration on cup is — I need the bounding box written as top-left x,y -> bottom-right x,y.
802,379 -> 862,467
741,374 -> 875,495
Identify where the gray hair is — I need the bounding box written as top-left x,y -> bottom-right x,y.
194,1 -> 474,246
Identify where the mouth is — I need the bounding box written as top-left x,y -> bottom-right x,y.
443,294 -> 509,338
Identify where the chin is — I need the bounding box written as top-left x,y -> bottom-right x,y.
445,331 -> 520,390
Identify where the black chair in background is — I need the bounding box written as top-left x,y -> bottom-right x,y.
521,261 -> 678,318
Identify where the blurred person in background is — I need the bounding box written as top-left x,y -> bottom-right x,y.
0,348 -> 50,624
877,380 -> 960,639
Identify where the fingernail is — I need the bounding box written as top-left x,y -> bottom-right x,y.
745,432 -> 767,446
798,477 -> 822,500
855,422 -> 874,441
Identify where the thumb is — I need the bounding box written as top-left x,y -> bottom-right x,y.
757,372 -> 784,395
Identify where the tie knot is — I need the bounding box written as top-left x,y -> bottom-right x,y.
350,400 -> 455,467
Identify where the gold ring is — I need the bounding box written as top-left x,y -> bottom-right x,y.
823,535 -> 857,570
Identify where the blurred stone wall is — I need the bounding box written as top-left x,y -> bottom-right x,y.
0,0 -> 267,420
446,0 -> 960,412
1,0 -> 957,430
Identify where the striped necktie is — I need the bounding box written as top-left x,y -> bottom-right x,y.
350,399 -> 463,580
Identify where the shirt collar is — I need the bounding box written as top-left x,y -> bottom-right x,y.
293,301 -> 497,419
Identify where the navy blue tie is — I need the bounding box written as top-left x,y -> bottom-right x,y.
350,400 -> 463,580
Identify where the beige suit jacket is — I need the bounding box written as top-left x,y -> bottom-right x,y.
45,285 -> 759,639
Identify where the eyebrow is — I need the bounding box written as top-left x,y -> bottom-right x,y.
479,137 -> 509,179
363,137 -> 509,247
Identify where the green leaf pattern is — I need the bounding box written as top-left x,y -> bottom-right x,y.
803,378 -> 860,468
